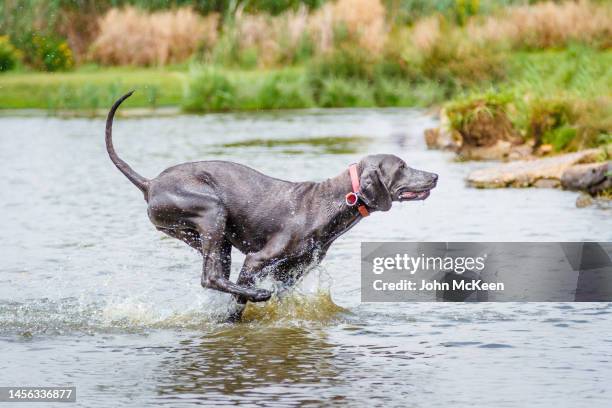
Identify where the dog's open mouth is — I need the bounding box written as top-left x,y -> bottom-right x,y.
398,189 -> 431,201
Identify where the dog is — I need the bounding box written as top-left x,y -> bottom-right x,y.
106,91 -> 438,320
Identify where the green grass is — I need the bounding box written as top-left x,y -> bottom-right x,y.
505,47 -> 612,98
0,66 -> 187,109
443,47 -> 612,152
1,48 -> 610,128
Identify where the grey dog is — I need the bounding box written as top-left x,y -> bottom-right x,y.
106,91 -> 438,319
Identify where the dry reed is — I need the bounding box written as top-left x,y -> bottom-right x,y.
230,0 -> 388,67
91,7 -> 219,66
467,0 -> 612,49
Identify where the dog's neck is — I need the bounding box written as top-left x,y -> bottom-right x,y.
315,168 -> 366,242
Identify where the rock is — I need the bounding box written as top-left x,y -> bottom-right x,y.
467,149 -> 602,188
593,197 -> 612,210
575,193 -> 594,208
507,144 -> 534,160
459,140 -> 513,161
424,128 -> 444,149
575,193 -> 612,209
423,127 -> 462,151
424,110 -> 462,151
561,162 -> 611,194
534,178 -> 561,188
536,144 -> 553,156
458,140 -> 533,161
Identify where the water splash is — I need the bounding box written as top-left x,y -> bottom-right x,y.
0,266 -> 347,336
242,290 -> 346,324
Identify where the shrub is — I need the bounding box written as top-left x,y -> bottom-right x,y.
407,16 -> 506,91
20,33 -> 74,71
466,0 -> 612,50
526,96 -> 612,152
0,36 -> 20,72
255,73 -> 314,109
317,78 -> 374,107
445,93 -> 522,147
307,0 -> 388,56
373,78 -> 425,107
183,67 -> 236,112
527,98 -> 573,148
217,5 -> 313,68
91,7 -> 219,66
307,44 -> 376,81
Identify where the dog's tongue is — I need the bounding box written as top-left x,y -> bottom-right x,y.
401,191 -> 419,199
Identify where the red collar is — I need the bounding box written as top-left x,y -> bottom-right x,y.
345,164 -> 369,217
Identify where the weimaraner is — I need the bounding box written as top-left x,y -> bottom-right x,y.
105,92 -> 438,320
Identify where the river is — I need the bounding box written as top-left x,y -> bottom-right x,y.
1,109 -> 611,407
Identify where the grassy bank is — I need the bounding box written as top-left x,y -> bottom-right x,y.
0,66 -> 186,109
444,48 -> 612,152
1,47 -> 609,110
0,64 -> 444,111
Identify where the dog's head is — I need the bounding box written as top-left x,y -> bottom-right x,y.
357,154 -> 438,212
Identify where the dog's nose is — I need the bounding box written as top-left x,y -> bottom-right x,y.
432,174 -> 439,183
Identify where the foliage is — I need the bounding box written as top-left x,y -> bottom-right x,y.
183,67 -> 236,112
0,66 -> 184,109
0,36 -> 21,72
445,92 -> 522,146
90,7 -> 219,66
307,44 -> 377,81
317,78 -> 374,107
466,0 -> 612,50
19,32 -> 74,71
254,73 -> 314,109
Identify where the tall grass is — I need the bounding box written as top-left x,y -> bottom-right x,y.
183,67 -> 317,112
90,7 -> 219,66
209,0 -> 387,68
466,0 -> 612,49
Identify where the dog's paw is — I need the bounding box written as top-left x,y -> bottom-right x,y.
248,288 -> 272,302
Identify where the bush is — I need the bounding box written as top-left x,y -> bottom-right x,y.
317,78 -> 374,107
526,96 -> 612,152
0,36 -> 20,72
371,78 -> 446,107
527,98 -> 573,149
91,7 -> 219,66
183,67 -> 236,112
408,16 -> 506,92
466,0 -> 612,50
308,44 -> 376,80
445,92 -> 522,147
255,73 -> 314,109
20,33 -> 74,72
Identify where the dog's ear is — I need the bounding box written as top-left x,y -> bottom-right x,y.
359,165 -> 392,212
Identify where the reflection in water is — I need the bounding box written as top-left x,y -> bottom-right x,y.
242,290 -> 346,323
156,326 -> 344,405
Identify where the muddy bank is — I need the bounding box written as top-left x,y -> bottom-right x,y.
424,108 -> 611,208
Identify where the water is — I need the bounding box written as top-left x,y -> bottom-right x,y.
1,109 -> 611,407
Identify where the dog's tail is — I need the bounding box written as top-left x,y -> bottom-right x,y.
105,91 -> 149,197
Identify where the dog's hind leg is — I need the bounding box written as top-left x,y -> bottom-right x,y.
194,215 -> 272,303
157,227 -> 202,253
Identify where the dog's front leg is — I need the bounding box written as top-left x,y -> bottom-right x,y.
196,216 -> 271,303
230,237 -> 291,319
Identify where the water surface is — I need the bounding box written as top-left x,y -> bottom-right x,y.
1,109 -> 611,407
